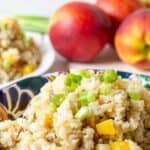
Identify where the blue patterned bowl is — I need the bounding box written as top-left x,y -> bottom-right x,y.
0,70 -> 149,121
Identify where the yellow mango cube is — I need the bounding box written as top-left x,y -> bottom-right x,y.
96,119 -> 116,135
7,54 -> 15,64
43,114 -> 53,128
22,64 -> 36,75
110,141 -> 130,150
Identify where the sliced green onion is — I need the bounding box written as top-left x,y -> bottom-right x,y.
51,93 -> 66,107
21,32 -> 26,44
80,69 -> 91,78
75,106 -> 90,120
49,102 -> 57,112
18,20 -> 48,33
129,92 -> 140,101
16,15 -> 49,22
21,32 -> 32,46
3,22 -> 8,30
100,83 -> 112,95
15,15 -> 49,33
65,73 -> 82,91
99,73 -> 104,82
2,60 -> 10,70
79,91 -> 96,106
103,69 -> 118,83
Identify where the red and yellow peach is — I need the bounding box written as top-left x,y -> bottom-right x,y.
96,0 -> 142,44
48,2 -> 111,62
115,9 -> 150,70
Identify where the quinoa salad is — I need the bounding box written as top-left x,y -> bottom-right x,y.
0,70 -> 150,150
0,17 -> 40,83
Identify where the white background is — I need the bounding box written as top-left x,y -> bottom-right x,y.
0,0 -> 93,16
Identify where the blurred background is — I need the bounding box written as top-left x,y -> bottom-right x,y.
0,0 -> 149,74
0,0 -> 93,16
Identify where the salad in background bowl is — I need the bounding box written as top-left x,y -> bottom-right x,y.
0,17 -> 55,89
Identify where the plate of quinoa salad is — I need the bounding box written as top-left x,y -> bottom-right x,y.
0,69 -> 150,150
0,17 -> 54,88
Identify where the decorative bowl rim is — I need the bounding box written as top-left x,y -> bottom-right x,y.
0,69 -> 149,121
2,69 -> 150,90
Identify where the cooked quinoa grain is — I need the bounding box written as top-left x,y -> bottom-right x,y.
0,17 -> 40,83
0,70 -> 150,150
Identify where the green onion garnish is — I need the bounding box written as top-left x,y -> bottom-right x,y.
99,73 -> 104,82
49,102 -> 57,112
65,73 -> 82,91
79,91 -> 96,106
103,70 -> 118,83
16,15 -> 49,22
100,83 -> 112,95
3,22 -> 8,30
80,69 -> 91,78
15,15 -> 49,33
51,93 -> 66,107
129,92 -> 140,101
2,60 -> 10,70
75,106 -> 90,120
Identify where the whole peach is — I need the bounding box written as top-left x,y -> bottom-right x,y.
49,2 -> 111,62
96,0 -> 142,44
115,9 -> 150,70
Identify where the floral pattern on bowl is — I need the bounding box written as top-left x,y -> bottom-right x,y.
0,76 -> 48,120
0,70 -> 149,121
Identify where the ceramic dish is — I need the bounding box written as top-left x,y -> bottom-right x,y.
0,32 -> 55,89
0,70 -> 149,121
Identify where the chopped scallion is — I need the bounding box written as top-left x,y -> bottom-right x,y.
51,93 -> 66,107
65,73 -> 82,91
100,83 -> 112,95
75,106 -> 90,120
49,102 -> 57,112
80,69 -> 91,78
79,91 -> 96,106
103,69 -> 118,83
2,60 -> 10,70
129,92 -> 140,101
99,73 -> 104,82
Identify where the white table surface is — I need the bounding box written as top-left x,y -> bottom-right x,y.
0,0 -> 149,76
